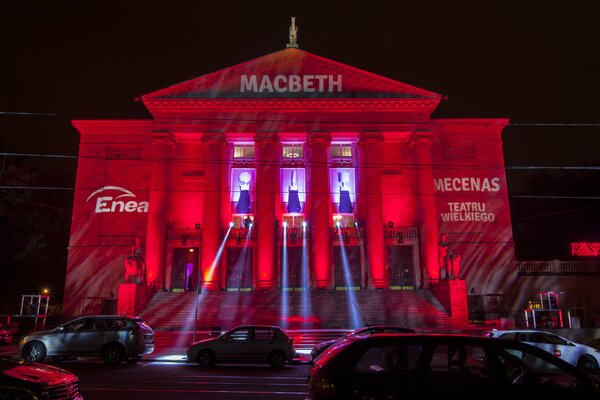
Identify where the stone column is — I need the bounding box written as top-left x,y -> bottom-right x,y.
255,132 -> 279,289
307,131 -> 332,288
201,132 -> 226,290
358,131 -> 388,288
413,131 -> 439,286
145,131 -> 175,289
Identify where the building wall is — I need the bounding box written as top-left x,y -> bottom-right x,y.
64,119 -> 515,317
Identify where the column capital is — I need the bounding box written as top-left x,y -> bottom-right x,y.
201,131 -> 226,144
410,131 -> 435,147
307,131 -> 331,146
254,131 -> 279,144
358,131 -> 384,146
150,130 -> 176,146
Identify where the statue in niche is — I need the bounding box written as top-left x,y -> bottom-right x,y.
124,237 -> 147,284
236,171 -> 252,214
287,170 -> 302,213
438,233 -> 452,281
338,172 -> 353,213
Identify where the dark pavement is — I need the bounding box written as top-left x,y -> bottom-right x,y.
1,347 -> 310,400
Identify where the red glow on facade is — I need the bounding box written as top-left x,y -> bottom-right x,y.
571,242 -> 600,256
63,48 -> 514,317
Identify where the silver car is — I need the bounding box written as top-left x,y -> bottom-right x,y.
186,325 -> 295,368
19,316 -> 154,365
485,329 -> 600,373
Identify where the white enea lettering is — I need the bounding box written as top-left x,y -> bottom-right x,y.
239,74 -> 343,93
433,177 -> 501,192
87,186 -> 149,213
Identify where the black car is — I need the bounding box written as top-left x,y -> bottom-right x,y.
0,357 -> 82,400
310,326 -> 415,361
307,334 -> 600,400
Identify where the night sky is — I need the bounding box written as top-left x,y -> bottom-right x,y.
1,1 -> 599,307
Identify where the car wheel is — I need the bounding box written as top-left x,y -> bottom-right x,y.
125,355 -> 142,365
197,349 -> 215,367
101,343 -> 125,365
577,355 -> 599,373
22,341 -> 46,362
268,350 -> 286,368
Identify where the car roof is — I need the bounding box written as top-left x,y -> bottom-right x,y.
489,329 -> 558,334
357,325 -> 414,330
230,325 -> 282,329
332,334 -> 585,367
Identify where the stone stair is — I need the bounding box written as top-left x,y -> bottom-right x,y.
141,289 -> 467,332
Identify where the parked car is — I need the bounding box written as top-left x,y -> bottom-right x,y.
484,329 -> 600,373
0,329 -> 12,345
311,326 -> 415,361
186,325 -> 295,368
307,334 -> 600,399
0,357 -> 83,400
19,315 -> 154,365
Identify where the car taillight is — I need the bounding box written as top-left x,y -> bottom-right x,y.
554,349 -> 561,357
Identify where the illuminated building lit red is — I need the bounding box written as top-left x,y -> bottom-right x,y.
63,48 -> 515,320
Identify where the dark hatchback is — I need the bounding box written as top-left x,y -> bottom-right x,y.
310,326 -> 415,361
0,357 -> 82,400
308,334 -> 600,400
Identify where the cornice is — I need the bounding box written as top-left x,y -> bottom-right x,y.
144,98 -> 438,112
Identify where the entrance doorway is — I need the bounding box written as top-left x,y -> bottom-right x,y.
172,248 -> 199,291
334,246 -> 361,289
387,245 -> 415,289
282,246 -> 303,289
226,247 -> 253,290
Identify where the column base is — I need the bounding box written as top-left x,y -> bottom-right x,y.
202,281 -> 221,292
255,280 -> 275,290
370,278 -> 388,289
315,280 -> 331,289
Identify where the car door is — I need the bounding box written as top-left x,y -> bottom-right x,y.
87,318 -> 111,353
57,318 -> 94,355
351,342 -> 425,398
215,327 -> 251,361
537,332 -> 576,363
251,328 -> 277,361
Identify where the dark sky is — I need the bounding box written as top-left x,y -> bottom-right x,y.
2,0 -> 600,268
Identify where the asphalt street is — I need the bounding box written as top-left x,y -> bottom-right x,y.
0,345 -> 311,400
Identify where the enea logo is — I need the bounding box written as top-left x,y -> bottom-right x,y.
86,186 -> 149,213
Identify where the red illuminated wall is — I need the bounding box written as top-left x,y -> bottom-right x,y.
64,48 -> 515,317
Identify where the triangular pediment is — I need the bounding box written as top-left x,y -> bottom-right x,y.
142,48 -> 440,100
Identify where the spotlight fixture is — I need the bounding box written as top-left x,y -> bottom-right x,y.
336,221 -> 341,228
302,221 -> 307,228
282,221 -> 288,228
248,222 -> 253,229
195,223 -> 201,230
354,222 -> 358,227
229,221 -> 234,227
